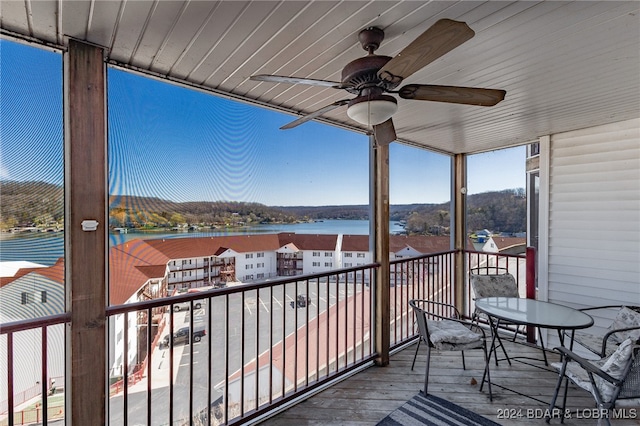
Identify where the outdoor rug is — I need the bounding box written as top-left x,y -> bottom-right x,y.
376,393 -> 500,426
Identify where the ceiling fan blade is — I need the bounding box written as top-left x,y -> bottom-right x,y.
280,99 -> 350,130
378,19 -> 474,86
251,74 -> 343,89
373,119 -> 396,145
399,84 -> 506,106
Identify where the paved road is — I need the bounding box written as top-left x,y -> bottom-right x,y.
109,279 -> 369,425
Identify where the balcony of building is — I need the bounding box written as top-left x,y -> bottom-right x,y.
0,252 -> 512,423
4,251 -> 638,425
0,2 -> 638,425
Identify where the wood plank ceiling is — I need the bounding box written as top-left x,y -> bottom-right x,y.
1,1 -> 638,155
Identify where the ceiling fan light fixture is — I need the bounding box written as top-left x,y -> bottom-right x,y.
347,95 -> 398,126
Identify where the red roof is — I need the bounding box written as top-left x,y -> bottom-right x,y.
278,233 -> 337,251
1,234 -> 475,306
109,239 -> 171,305
144,234 -> 282,258
341,234 -> 369,251
389,235 -> 452,253
0,258 -> 64,288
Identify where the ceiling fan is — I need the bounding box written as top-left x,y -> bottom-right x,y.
251,19 -> 506,144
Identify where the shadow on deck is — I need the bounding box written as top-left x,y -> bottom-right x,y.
266,338 -> 640,425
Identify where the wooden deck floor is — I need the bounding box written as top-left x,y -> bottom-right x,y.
266,338 -> 640,425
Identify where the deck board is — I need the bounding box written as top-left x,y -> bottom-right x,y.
266,338 -> 640,425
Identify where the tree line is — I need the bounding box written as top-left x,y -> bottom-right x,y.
1,181 -> 526,235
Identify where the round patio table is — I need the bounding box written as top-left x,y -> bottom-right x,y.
475,297 -> 593,366
474,297 -> 594,402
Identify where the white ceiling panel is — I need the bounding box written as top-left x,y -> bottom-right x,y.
1,0 -> 638,155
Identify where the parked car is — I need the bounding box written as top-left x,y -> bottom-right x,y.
296,294 -> 310,308
160,326 -> 206,348
172,300 -> 202,312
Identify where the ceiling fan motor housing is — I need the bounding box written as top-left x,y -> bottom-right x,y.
341,55 -> 394,94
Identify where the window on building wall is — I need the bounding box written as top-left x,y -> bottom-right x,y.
357,253 -> 366,258
21,292 -> 32,305
257,273 -> 264,279
257,252 -> 264,258
313,252 -> 320,257
344,263 -> 352,267
245,253 -> 253,259
313,262 -> 320,267
257,262 -> 264,268
325,262 -> 332,267
344,253 -> 352,257
324,252 -> 332,257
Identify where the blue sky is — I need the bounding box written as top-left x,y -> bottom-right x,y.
1,39 -> 525,206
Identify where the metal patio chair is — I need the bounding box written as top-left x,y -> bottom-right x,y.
547,338 -> 640,426
470,269 -> 521,365
567,305 -> 640,358
409,299 -> 492,400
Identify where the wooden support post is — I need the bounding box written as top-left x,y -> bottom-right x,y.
65,39 -> 107,425
452,154 -> 467,313
373,135 -> 390,366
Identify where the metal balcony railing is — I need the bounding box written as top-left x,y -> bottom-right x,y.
0,313 -> 70,426
105,263 -> 380,425
1,251 -> 530,425
389,251 -> 456,350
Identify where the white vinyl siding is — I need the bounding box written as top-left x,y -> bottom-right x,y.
546,118 -> 640,314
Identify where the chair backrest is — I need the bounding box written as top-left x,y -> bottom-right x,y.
470,273 -> 518,299
409,300 -> 431,345
618,345 -> 640,400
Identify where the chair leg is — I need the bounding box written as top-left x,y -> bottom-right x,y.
422,344 -> 432,395
560,377 -> 570,424
461,351 -> 466,370
411,339 -> 421,371
480,343 -> 492,402
547,361 -> 569,424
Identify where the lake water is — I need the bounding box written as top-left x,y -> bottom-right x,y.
0,220 -> 405,266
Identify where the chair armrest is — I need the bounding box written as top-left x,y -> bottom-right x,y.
601,325 -> 640,355
410,299 -> 463,320
428,311 -> 488,339
553,347 -> 622,386
577,305 -> 629,313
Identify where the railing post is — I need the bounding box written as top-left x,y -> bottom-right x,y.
526,246 -> 537,343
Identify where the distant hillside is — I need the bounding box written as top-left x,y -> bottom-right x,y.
0,181 -> 63,229
391,188 -> 527,235
108,195 -> 298,228
279,188 -> 526,235
278,205 -> 369,220
1,181 -> 526,235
